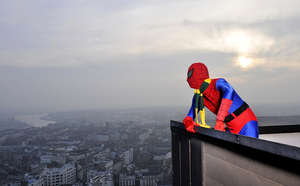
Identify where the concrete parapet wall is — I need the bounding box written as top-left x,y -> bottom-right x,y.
171,120 -> 300,186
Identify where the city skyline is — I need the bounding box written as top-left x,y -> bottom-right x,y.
1,0 -> 300,113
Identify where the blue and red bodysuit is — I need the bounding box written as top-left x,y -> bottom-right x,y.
183,63 -> 259,138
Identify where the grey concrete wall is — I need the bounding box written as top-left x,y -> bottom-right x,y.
203,141 -> 300,186
171,121 -> 300,186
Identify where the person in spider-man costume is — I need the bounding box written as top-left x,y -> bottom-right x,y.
183,62 -> 259,138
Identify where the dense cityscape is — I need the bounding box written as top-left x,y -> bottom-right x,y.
1,103 -> 300,186
0,107 -> 188,186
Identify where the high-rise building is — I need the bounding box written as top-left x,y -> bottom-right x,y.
119,148 -> 133,165
94,148 -> 111,161
41,163 -> 76,186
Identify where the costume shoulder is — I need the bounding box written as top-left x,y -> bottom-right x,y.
215,78 -> 235,100
216,78 -> 228,86
216,78 -> 232,90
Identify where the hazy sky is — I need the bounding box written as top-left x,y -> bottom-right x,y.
1,0 -> 300,113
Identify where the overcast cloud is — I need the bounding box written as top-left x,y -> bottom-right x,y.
1,0 -> 300,113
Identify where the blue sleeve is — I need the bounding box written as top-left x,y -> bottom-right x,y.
187,95 -> 196,119
216,78 -> 235,100
216,78 -> 244,113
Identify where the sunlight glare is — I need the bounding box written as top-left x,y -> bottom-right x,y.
237,56 -> 252,68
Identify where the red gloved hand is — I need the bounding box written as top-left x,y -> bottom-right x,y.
183,116 -> 196,133
215,119 -> 225,132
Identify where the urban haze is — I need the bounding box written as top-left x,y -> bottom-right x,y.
1,0 -> 300,186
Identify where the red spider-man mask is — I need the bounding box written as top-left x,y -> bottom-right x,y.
187,63 -> 209,89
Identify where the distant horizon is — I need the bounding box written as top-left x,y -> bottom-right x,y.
1,101 -> 300,118
6,103 -> 300,131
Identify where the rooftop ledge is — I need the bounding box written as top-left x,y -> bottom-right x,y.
170,120 -> 300,161
170,120 -> 300,186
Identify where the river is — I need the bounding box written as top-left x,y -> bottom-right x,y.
14,113 -> 55,127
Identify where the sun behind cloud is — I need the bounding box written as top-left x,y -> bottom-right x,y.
221,29 -> 274,70
237,56 -> 252,69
